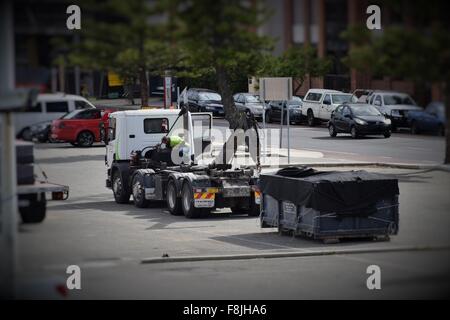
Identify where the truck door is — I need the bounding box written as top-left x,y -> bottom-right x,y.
191,113 -> 212,163
106,116 -> 116,167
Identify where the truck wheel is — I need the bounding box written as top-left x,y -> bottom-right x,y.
77,131 -> 94,147
307,110 -> 315,127
19,193 -> 46,224
181,182 -> 202,218
166,179 -> 182,215
132,174 -> 149,208
112,170 -> 130,204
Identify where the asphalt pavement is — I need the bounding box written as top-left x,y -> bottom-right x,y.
12,134 -> 450,299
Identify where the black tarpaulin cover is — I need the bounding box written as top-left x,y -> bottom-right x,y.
259,167 -> 399,213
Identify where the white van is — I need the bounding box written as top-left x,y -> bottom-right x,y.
15,93 -> 96,140
301,89 -> 356,126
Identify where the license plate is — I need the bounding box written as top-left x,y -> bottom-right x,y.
194,192 -> 215,208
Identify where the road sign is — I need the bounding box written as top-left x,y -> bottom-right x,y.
259,77 -> 293,102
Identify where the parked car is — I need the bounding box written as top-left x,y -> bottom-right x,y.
265,96 -> 304,124
328,103 -> 391,139
181,88 -> 224,116
28,121 -> 53,143
51,108 -> 110,147
233,93 -> 265,120
367,91 -> 422,131
301,89 -> 356,126
407,101 -> 446,135
15,93 -> 96,141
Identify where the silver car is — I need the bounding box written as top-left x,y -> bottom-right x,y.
233,93 -> 265,120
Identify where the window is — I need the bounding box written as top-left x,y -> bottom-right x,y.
374,96 -> 382,106
331,94 -> 353,104
342,107 -> 351,116
29,102 -> 42,112
75,109 -> 101,119
383,94 -> 416,106
143,118 -> 169,134
199,92 -> 221,101
305,92 -> 322,102
75,100 -> 93,109
245,95 -> 260,103
108,117 -> 116,141
323,94 -> 331,105
46,101 -> 69,113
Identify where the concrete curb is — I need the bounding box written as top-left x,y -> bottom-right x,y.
261,162 -> 445,171
141,245 -> 450,264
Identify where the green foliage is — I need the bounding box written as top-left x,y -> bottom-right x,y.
342,25 -> 450,83
257,45 -> 332,91
68,0 -> 178,83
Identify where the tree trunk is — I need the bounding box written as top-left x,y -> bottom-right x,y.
445,80 -> 450,164
294,79 -> 304,96
139,68 -> 149,108
216,66 -> 247,130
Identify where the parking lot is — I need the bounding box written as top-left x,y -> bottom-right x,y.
15,122 -> 450,299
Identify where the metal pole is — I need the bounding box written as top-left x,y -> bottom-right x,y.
0,113 -> 18,299
279,103 -> 283,149
287,105 -> 290,164
0,0 -> 18,299
177,86 -> 180,109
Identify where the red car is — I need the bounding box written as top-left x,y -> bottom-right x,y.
51,109 -> 110,147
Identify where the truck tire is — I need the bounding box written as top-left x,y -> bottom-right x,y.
307,109 -> 315,127
19,193 -> 46,224
166,179 -> 182,215
181,182 -> 202,219
131,173 -> 149,208
77,131 -> 94,147
112,170 -> 130,204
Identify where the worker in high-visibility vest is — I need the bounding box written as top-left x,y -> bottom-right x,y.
161,135 -> 191,163
162,135 -> 184,148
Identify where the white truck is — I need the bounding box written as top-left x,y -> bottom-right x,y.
104,108 -> 261,218
301,89 -> 356,126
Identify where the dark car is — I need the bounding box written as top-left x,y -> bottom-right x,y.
265,96 -> 304,124
328,103 -> 391,139
407,102 -> 446,136
182,88 -> 224,117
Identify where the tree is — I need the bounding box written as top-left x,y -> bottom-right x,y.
342,1 -> 450,163
68,0 -> 174,107
258,46 -> 332,94
173,0 -> 273,129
